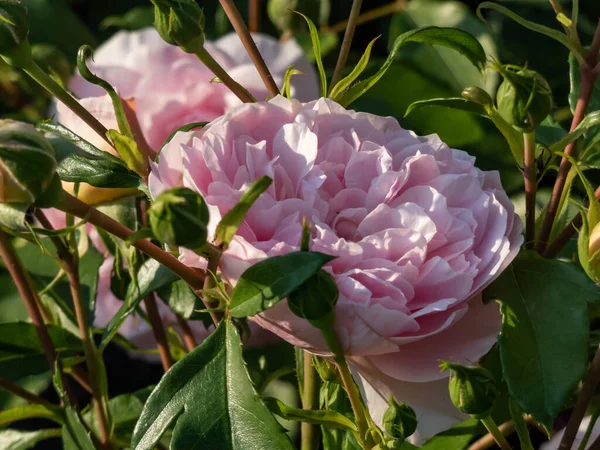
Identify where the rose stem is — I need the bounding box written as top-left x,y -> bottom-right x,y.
524,131 -> 537,249
320,328 -> 374,448
20,59 -> 110,146
35,210 -> 113,448
202,244 -> 224,326
70,366 -> 94,394
176,315 -> 197,351
0,229 -> 76,405
143,293 -> 174,371
479,416 -> 512,450
322,0 -> 406,34
218,0 -> 279,97
558,345 -> 600,450
542,184 -> 600,258
249,0 -> 260,33
536,20 -> 600,253
0,376 -> 54,407
329,0 -> 363,94
194,47 -> 255,103
468,420 -> 515,450
301,352 -> 320,450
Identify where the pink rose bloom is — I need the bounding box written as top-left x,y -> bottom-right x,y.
149,96 -> 523,440
69,27 -> 319,150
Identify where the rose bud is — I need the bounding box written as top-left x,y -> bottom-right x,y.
382,396 -> 417,443
288,269 -> 339,329
150,0 -> 205,54
440,361 -> 498,418
149,186 -> 209,250
0,119 -> 59,205
0,0 -> 29,55
313,357 -> 338,383
495,65 -> 552,132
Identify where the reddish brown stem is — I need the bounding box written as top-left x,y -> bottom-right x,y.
218,0 -> 279,97
0,229 -> 76,405
559,345 -> 600,450
524,132 -> 537,249
249,0 -> 260,33
329,0 -> 363,93
537,20 -> 600,253
143,294 -> 174,371
0,376 -> 54,407
176,315 -> 197,352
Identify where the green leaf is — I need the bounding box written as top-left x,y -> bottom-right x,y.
477,2 -> 584,63
62,406 -> 95,450
0,429 -> 62,450
294,11 -> 327,97
549,111 -> 600,153
280,66 -> 303,99
263,397 -> 357,431
320,381 -> 361,450
100,6 -> 154,30
100,258 -> 179,350
0,404 -> 63,427
405,98 -> 488,117
106,129 -> 147,176
131,320 -> 294,450
340,26 -> 486,107
536,115 -> 566,148
162,121 -> 207,147
420,418 -> 481,450
214,176 -> 272,248
58,155 -> 143,191
157,279 -> 205,321
0,203 -> 29,232
329,36 -> 379,101
228,251 -> 335,318
0,322 -> 82,380
486,251 -> 594,427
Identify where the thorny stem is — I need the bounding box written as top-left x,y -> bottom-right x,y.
301,352 -> 320,450
537,20 -> 600,253
0,376 -> 54,407
0,229 -> 76,405
524,132 -> 537,249
329,0 -> 364,93
218,0 -> 279,97
479,415 -> 513,450
176,315 -> 197,352
34,210 -> 112,449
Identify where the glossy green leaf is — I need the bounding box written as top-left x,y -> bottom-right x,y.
294,11 -> 327,97
229,251 -> 335,318
329,36 -> 379,101
549,111 -> 600,153
62,406 -> 95,450
131,320 -> 294,450
320,381 -> 361,450
419,418 -> 481,450
157,279 -> 205,321
214,176 -> 272,248
477,2 -> 584,63
264,397 -> 357,431
0,203 -> 29,232
0,322 -> 82,380
0,428 -> 62,450
107,130 -> 146,176
100,6 -> 154,30
340,26 -> 486,107
100,258 -> 178,350
486,251 -> 594,427
0,404 -> 63,427
57,154 -> 143,190
405,97 -> 488,117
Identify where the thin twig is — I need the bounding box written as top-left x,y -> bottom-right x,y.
0,229 -> 76,405
329,0 -> 364,93
176,315 -> 197,352
249,0 -> 260,33
524,132 -> 537,249
559,345 -> 600,450
218,0 -> 279,97
537,20 -> 600,253
143,294 -> 174,371
322,0 -> 406,34
0,376 -> 54,407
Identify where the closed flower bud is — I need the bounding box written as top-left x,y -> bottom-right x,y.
382,397 -> 417,442
151,0 -> 205,54
288,269 -> 339,329
440,361 -> 498,418
0,0 -> 28,55
149,187 -> 209,249
313,357 -> 338,382
0,120 -> 58,205
495,65 -> 552,132
461,86 -> 494,109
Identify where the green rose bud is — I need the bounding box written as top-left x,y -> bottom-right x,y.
0,119 -> 58,205
313,357 -> 338,382
0,0 -> 28,55
288,269 -> 339,329
149,187 -> 209,250
461,86 -> 494,110
151,0 -> 205,54
495,65 -> 553,132
382,397 -> 417,443
440,361 -> 498,418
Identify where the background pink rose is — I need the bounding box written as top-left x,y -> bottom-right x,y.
68,28 -> 319,150
150,95 -> 523,437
